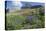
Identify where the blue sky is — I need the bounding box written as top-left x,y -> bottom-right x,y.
6,1 -> 22,9
5,1 -> 44,10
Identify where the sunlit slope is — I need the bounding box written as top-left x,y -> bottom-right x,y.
6,8 -> 40,16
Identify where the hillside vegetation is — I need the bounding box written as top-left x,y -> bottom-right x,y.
6,7 -> 45,30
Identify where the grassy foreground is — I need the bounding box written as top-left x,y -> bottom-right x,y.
6,8 -> 45,30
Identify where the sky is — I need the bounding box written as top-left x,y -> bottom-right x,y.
6,1 -> 22,10
5,0 -> 44,10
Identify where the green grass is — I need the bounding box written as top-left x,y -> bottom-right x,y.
6,14 -> 26,30
6,7 -> 45,30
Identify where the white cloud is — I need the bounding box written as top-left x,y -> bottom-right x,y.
12,1 -> 22,8
9,1 -> 22,11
